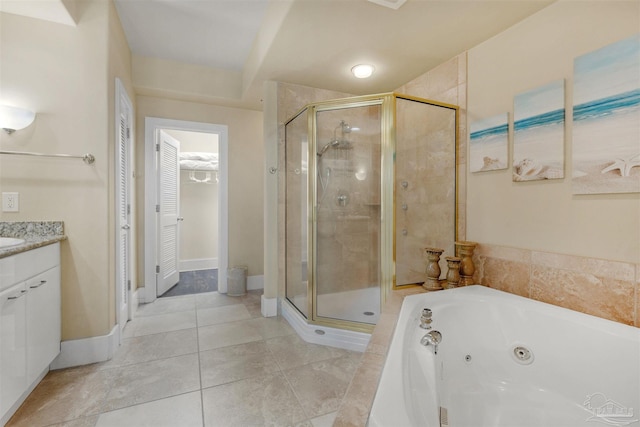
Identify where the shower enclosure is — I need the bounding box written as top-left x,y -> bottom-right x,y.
285,93 -> 457,332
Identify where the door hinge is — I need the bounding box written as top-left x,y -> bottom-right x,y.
156,204 -> 160,213
126,127 -> 131,139
127,204 -> 131,215
156,265 -> 160,274
156,143 -> 160,152
127,280 -> 131,291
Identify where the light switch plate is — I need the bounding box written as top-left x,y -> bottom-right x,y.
2,192 -> 19,212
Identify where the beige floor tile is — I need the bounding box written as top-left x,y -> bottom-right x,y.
103,353 -> 200,412
196,304 -> 251,327
100,328 -> 198,369
135,295 -> 196,317
200,341 -> 281,388
247,316 -> 296,340
310,411 -> 337,427
284,354 -> 361,418
8,288 -> 363,427
124,310 -> 197,338
96,392 -> 203,427
266,333 -> 353,369
7,366 -> 112,427
50,416 -> 99,427
202,373 -> 307,426
195,292 -> 243,310
198,319 -> 263,351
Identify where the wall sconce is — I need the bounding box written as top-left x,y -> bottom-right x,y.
0,105 -> 36,134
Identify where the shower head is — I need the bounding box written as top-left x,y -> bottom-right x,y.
317,139 -> 340,156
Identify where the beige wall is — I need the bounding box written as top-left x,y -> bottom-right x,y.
464,1 -> 640,326
135,96 -> 264,285
0,0 -> 133,340
467,1 -> 640,265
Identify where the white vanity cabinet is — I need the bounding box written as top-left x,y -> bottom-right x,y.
0,243 -> 61,425
0,283 -> 28,419
26,265 -> 61,385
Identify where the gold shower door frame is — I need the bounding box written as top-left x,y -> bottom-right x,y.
308,94 -> 393,333
285,92 -> 458,334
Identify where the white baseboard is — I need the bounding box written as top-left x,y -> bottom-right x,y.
281,299 -> 370,352
50,325 -> 120,370
261,295 -> 277,317
179,258 -> 218,272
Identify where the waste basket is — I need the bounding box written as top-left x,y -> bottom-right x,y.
227,266 -> 247,296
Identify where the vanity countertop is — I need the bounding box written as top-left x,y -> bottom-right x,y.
0,221 -> 66,259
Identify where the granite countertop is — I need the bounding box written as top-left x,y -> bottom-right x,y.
0,221 -> 67,259
334,286 -> 427,427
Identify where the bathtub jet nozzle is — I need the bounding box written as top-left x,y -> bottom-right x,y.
420,330 -> 442,354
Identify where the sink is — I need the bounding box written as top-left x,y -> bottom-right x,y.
0,237 -> 25,248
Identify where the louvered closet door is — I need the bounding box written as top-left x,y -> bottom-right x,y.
158,130 -> 181,296
116,94 -> 132,331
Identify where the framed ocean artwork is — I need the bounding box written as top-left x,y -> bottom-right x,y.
470,113 -> 509,172
572,33 -> 640,194
513,80 -> 565,182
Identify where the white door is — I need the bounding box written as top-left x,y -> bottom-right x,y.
115,80 -> 133,335
157,130 -> 181,296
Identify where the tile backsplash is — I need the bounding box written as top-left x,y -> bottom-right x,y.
473,243 -> 639,327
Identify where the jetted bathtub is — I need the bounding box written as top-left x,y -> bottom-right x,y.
368,285 -> 640,427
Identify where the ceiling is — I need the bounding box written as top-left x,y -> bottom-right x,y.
3,0 -> 556,110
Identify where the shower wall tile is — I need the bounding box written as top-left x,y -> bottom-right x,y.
635,264 -> 639,327
458,51 -> 468,85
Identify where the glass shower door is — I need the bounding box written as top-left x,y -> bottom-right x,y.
314,103 -> 382,325
285,110 -> 310,317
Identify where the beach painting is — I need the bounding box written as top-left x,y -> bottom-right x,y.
470,113 -> 509,172
513,80 -> 565,182
572,33 -> 640,194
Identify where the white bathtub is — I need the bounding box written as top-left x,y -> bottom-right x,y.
368,285 -> 640,427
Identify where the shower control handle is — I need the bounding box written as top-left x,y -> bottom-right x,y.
420,308 -> 433,329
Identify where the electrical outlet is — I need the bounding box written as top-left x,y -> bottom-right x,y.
2,192 -> 19,212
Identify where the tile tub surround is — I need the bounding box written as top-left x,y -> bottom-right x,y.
335,244 -> 639,426
473,243 -> 640,327
6,290 -> 361,427
0,221 -> 66,258
334,286 -> 427,427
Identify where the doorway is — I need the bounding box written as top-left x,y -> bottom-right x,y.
144,117 -> 229,304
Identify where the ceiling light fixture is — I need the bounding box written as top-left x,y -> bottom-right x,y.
0,105 -> 36,134
351,64 -> 375,79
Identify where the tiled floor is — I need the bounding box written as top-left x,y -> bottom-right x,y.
7,290 -> 362,427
